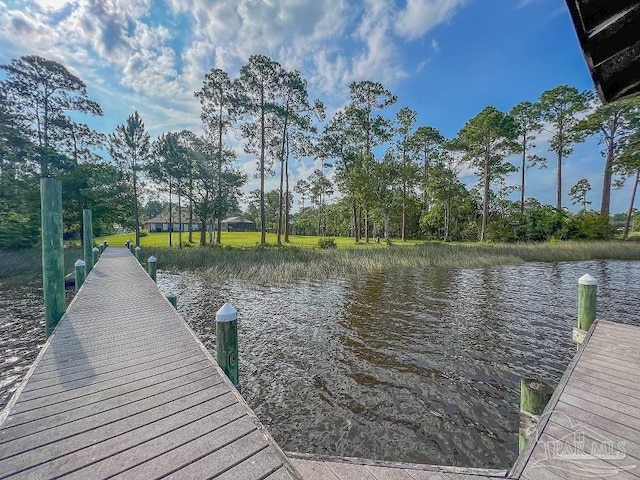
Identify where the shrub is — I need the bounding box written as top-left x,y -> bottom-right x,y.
0,213 -> 39,250
139,229 -> 149,237
318,237 -> 337,249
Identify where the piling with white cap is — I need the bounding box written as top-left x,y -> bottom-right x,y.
574,274 -> 597,348
216,303 -> 240,392
147,256 -> 157,282
74,259 -> 86,292
134,246 -> 142,262
92,247 -> 100,269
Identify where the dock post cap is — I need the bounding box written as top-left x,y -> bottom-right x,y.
74,259 -> 85,267
92,247 -> 99,252
135,246 -> 141,251
578,274 -> 597,285
216,303 -> 237,322
148,256 -> 157,263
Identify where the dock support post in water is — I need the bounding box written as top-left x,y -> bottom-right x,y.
74,260 -> 86,292
83,209 -> 93,277
147,256 -> 157,282
519,378 -> 553,452
41,177 -> 65,337
135,246 -> 142,262
216,303 -> 240,392
92,247 -> 100,268
166,294 -> 177,308
573,274 -> 597,348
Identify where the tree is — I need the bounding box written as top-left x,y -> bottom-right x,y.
0,55 -> 103,175
308,168 -> 334,235
109,111 -> 151,247
195,68 -> 239,243
457,106 -> 518,242
539,85 -> 592,210
237,55 -> 283,244
394,107 -> 419,241
570,178 -> 591,212
577,96 -> 640,216
294,179 -> 310,210
410,125 -> 444,212
509,101 -> 544,214
615,129 -> 640,239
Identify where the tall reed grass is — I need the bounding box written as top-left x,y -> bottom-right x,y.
149,241 -> 640,285
0,247 -> 83,284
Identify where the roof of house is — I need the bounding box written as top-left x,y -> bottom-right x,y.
144,213 -> 193,224
565,0 -> 640,103
222,216 -> 254,224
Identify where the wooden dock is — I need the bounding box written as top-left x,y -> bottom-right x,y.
512,319 -> 640,479
0,248 -> 299,479
1,247 -> 639,479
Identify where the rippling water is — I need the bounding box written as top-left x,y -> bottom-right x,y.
2,260 -> 639,469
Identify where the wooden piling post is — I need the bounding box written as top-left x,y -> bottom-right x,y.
216,303 -> 240,392
41,178 -> 65,337
92,247 -> 100,269
83,209 -> 93,277
74,260 -> 86,292
166,294 -> 177,308
147,256 -> 157,282
135,246 -> 142,262
519,378 -> 553,452
573,274 -> 597,348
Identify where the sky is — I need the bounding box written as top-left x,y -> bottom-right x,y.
0,0 -> 635,214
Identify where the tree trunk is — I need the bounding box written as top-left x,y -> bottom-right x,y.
168,180 -> 173,247
364,209 -> 369,243
178,191 -> 182,247
481,152 -> 490,242
556,121 -> 564,210
277,156 -> 284,245
259,87 -> 266,244
188,196 -> 193,243
133,170 -> 140,247
216,218 -> 222,244
200,221 -> 206,245
600,134 -> 615,217
623,169 -> 640,240
352,202 -> 360,242
284,135 -> 291,243
520,133 -> 526,215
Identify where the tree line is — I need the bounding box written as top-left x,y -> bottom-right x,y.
1,54 -> 639,250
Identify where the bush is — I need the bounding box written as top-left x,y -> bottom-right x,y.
318,237 -> 337,249
0,213 -> 39,250
139,229 -> 149,237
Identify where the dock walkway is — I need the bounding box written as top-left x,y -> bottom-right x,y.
0,248 -> 298,479
512,319 -> 640,479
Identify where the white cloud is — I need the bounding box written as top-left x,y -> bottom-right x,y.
394,0 -> 468,40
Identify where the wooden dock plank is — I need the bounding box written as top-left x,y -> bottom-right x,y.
0,248 -> 298,480
517,320 -> 640,479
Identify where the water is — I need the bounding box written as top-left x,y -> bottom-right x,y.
2,261 -> 639,469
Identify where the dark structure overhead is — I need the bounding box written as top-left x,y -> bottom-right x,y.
565,0 -> 640,103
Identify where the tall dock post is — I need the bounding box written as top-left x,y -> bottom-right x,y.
573,274 -> 597,348
216,303 -> 240,392
41,177 -> 65,337
83,209 -> 93,277
519,378 -> 553,452
74,260 -> 86,292
147,256 -> 157,282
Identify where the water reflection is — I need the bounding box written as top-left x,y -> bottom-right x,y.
2,260 -> 639,469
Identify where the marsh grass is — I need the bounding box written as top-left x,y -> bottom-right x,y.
0,247 -> 83,285
148,241 -> 640,285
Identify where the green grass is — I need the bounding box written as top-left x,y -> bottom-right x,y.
96,231 -> 422,249
128,240 -> 640,285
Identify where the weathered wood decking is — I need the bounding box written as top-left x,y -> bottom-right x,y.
0,248 -> 298,479
512,319 -> 640,479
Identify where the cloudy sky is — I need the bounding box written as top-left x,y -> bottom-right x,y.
0,0 -> 633,213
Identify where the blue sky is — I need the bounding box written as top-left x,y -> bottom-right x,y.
0,0 -> 634,214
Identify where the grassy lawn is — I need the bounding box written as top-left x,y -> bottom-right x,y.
96,231 -> 422,249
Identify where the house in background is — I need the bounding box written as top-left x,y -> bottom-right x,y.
221,216 -> 255,232
143,213 -> 200,232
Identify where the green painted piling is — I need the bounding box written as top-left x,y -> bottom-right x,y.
135,246 -> 142,262
74,260 -> 86,292
147,256 -> 157,282
519,378 -> 553,452
577,274 -> 597,332
216,303 -> 240,392
166,294 -> 177,308
83,209 -> 93,276
41,178 -> 65,337
92,247 -> 100,268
